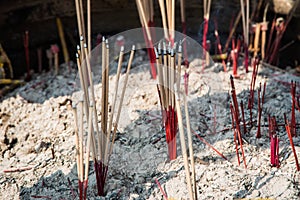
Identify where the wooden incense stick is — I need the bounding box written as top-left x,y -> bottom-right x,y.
56,18 -> 70,66
136,0 -> 157,78
87,0 -> 91,54
84,43 -> 101,158
108,45 -> 136,159
72,104 -> 81,184
75,0 -> 85,39
83,104 -> 94,199
183,93 -> 197,200
175,87 -> 194,200
158,0 -> 170,40
104,46 -> 125,163
261,3 -> 269,59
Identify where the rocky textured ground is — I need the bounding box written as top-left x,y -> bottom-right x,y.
0,54 -> 300,199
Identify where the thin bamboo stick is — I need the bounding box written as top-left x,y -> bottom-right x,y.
87,0 -> 91,54
240,0 -> 246,43
72,105 -> 81,182
170,0 -> 175,42
100,37 -> 107,160
261,3 -> 269,59
177,44 -> 182,92
83,104 -> 94,199
83,43 -> 101,159
224,11 -> 242,52
79,0 -> 86,39
136,0 -> 152,41
78,99 -> 84,198
108,45 -> 136,159
104,46 -> 125,163
183,93 -> 197,200
158,0 -> 170,40
174,88 -> 194,200
75,0 -> 84,38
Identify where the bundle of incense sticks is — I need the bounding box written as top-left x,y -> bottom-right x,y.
202,0 -> 212,70
157,0 -> 175,43
230,102 -> 247,168
256,82 -> 266,138
154,42 -> 183,160
175,85 -> 197,200
74,40 -> 135,198
269,116 -> 280,167
135,0 -> 157,79
230,76 -> 247,168
180,0 -> 189,63
266,0 -> 299,65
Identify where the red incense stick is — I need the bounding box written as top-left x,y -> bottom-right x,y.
155,178 -> 168,200
230,103 -> 241,165
256,83 -> 262,138
291,81 -> 296,137
192,127 -> 227,160
240,101 -> 247,134
24,31 -> 31,80
213,18 -> 227,71
285,119 -> 300,171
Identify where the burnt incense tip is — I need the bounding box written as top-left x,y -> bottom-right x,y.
158,43 -> 161,54
154,47 -> 159,59
76,53 -> 79,58
84,43 -> 87,48
178,44 -> 182,53
72,102 -> 77,109
132,45 -> 136,51
120,46 -> 124,52
102,36 -> 105,42
163,42 -> 166,55
171,48 -> 174,57
80,35 -> 84,41
173,42 -> 177,51
105,39 -> 108,44
77,45 -> 80,50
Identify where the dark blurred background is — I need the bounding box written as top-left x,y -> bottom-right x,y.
0,0 -> 299,78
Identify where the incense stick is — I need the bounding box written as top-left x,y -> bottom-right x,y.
87,0 -> 91,54
105,46 -> 124,159
108,45 -> 136,159
175,88 -> 194,200
183,92 -> 197,200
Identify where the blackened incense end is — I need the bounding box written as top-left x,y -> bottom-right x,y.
158,42 -> 162,55
154,47 -> 159,59
131,45 -> 136,51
